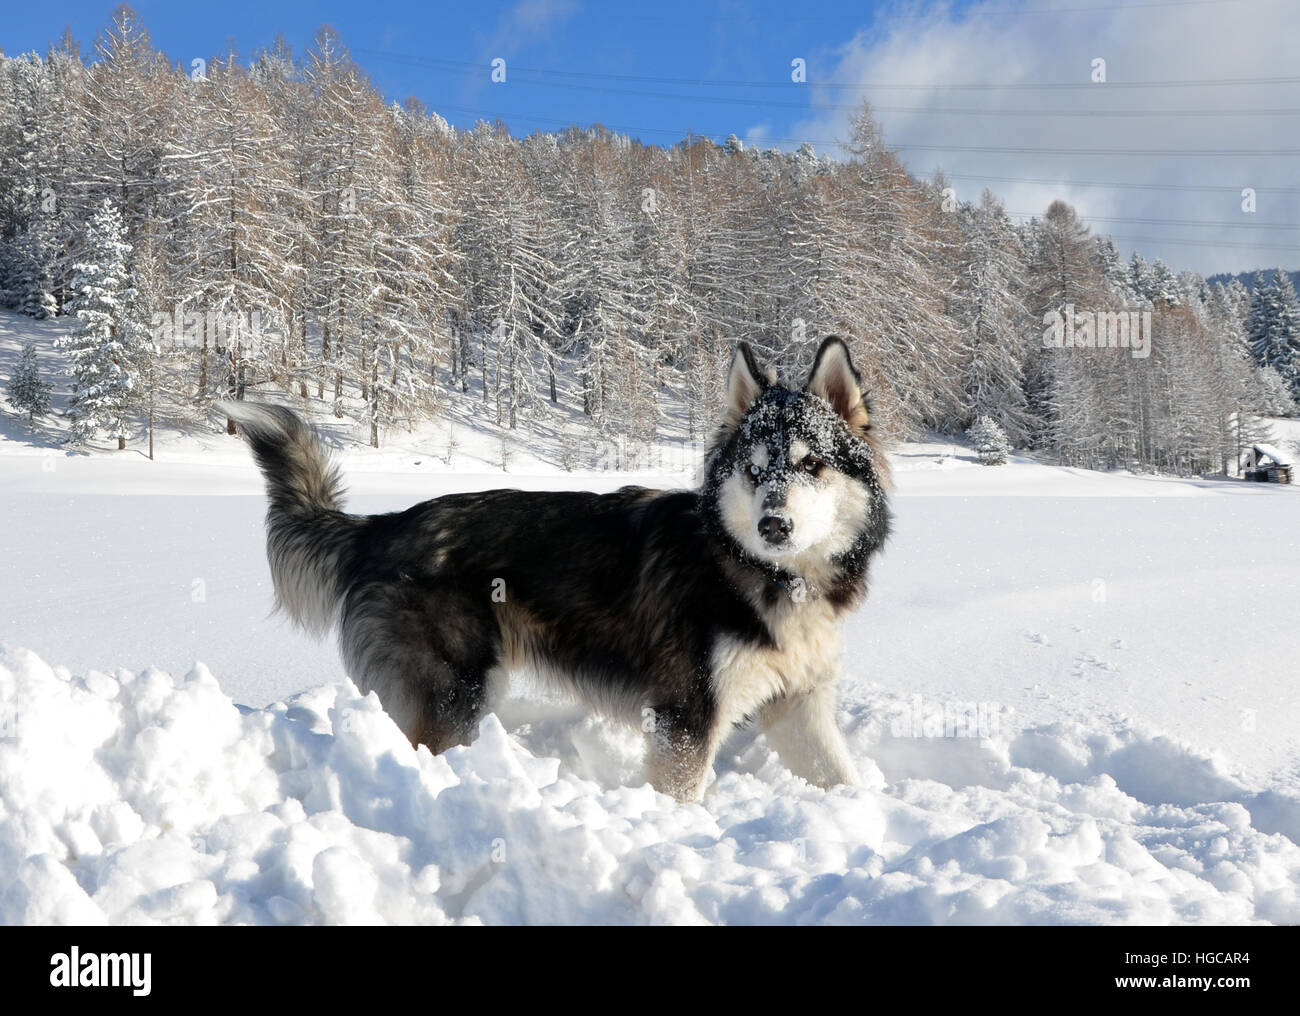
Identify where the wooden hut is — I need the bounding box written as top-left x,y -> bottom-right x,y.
1242,443 -> 1293,484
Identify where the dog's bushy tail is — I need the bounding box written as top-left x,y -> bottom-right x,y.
218,401 -> 360,636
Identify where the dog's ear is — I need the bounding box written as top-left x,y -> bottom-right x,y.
724,341 -> 767,424
806,336 -> 870,430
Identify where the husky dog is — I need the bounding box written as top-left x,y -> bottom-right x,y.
220,336 -> 891,802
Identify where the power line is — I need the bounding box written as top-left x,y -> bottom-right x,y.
856,103 -> 1300,118
1084,232 -> 1300,252
361,50 -> 1300,117
733,219 -> 1300,254
946,173 -> 1300,196
797,218 -> 1299,252
508,81 -> 1300,117
1009,211 -> 1300,229
438,73 -> 1300,118
597,0 -> 1255,20
435,103 -> 1300,157
896,142 -> 1299,156
1001,215 -> 1300,250
1084,214 -> 1300,231
878,0 -> 1254,16
433,106 -> 1300,251
414,99 -> 1300,197
352,46 -> 1300,91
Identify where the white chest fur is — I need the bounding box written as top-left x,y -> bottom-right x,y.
710,597 -> 842,729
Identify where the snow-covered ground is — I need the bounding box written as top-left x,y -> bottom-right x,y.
3,310 -> 1299,924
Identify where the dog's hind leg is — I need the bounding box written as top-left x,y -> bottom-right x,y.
759,685 -> 860,789
409,670 -> 491,754
339,584 -> 498,754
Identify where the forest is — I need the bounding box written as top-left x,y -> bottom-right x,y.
2,5 -> 1298,473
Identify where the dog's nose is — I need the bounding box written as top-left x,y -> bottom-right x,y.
758,514 -> 793,545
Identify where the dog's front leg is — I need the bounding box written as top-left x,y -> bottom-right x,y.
760,683 -> 859,789
645,706 -> 718,803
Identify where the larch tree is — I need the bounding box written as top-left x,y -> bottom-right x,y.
167,51 -> 297,428
952,190 -> 1033,444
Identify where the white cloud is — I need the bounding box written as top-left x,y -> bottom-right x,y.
466,0 -> 581,101
792,0 -> 1300,275
478,0 -> 580,59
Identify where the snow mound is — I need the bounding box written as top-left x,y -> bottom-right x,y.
2,645 -> 1297,925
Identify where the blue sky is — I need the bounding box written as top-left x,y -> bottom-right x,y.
0,0 -> 900,141
3,0 -> 1298,275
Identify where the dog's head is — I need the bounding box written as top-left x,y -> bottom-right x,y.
704,337 -> 891,580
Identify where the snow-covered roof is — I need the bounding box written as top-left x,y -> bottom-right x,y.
1252,443 -> 1292,466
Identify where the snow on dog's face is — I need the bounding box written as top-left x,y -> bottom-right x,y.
705,338 -> 891,578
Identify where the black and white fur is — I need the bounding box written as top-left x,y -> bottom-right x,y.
220,336 -> 891,802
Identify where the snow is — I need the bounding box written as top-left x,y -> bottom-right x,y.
3,312 -> 1300,925
2,642 -> 1298,925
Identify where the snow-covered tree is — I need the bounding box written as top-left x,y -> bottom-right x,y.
1257,364 -> 1297,416
1128,252 -> 1156,305
1147,258 -> 1182,307
1205,281 -> 1270,472
10,213 -> 59,318
1023,200 -> 1106,425
952,190 -> 1033,444
0,52 -> 69,314
58,198 -> 142,448
1247,270 -> 1300,396
1029,201 -> 1104,318
166,49 -> 300,425
1095,235 -> 1130,299
0,8 -> 1280,476
967,415 -> 1011,465
553,129 -> 641,425
65,5 -> 173,241
6,342 -> 53,422
457,123 -> 564,431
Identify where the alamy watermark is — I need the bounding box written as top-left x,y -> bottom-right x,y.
1043,304 -> 1151,359
889,694 -> 1002,739
150,307 -> 277,353
50,947 -> 151,996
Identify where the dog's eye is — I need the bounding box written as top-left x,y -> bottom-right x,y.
748,463 -> 762,478
801,456 -> 823,476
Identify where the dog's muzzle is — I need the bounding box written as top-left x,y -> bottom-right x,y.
758,513 -> 793,546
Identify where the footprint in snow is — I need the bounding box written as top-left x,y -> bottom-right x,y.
1072,652 -> 1118,677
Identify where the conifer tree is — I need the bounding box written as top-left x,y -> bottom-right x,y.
968,415 -> 1011,465
1248,270 -> 1300,396
58,198 -> 141,448
11,214 -> 59,319
6,342 -> 53,423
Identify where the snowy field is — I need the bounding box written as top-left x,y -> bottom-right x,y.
2,315 -> 1300,925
